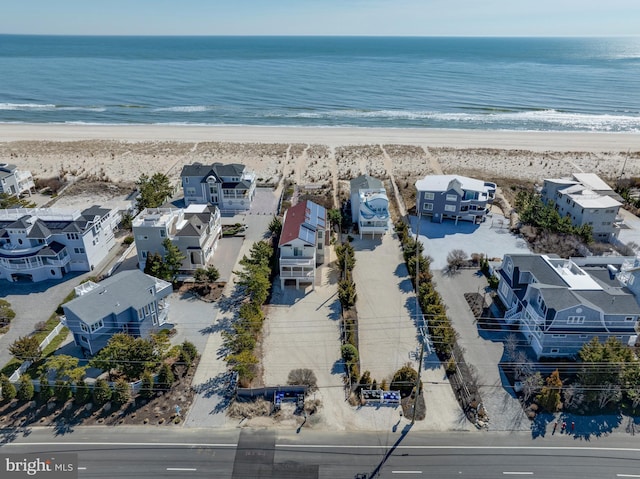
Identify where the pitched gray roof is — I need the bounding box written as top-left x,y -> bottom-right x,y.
27,220 -> 52,239
6,216 -> 31,230
64,270 -> 169,320
181,162 -> 246,180
81,206 -> 110,219
35,241 -> 66,256
509,254 -> 567,287
350,175 -> 384,192
536,286 -> 582,311
576,290 -> 640,315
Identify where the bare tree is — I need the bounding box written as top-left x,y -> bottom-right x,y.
514,350 -> 533,380
597,383 -> 622,409
521,372 -> 543,403
446,249 -> 467,273
504,333 -> 519,362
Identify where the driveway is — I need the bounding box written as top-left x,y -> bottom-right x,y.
411,213 -> 531,271
351,232 -> 472,431
434,269 -> 529,431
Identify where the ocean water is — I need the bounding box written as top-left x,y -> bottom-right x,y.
0,35 -> 639,132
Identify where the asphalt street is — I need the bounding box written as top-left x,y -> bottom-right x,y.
2,427 -> 640,479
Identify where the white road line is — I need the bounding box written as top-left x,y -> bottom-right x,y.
617,475 -> 640,478
77,467 -> 87,470
503,473 -> 533,476
392,471 -> 422,474
166,468 -> 197,472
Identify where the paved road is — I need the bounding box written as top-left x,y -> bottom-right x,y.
2,427 -> 640,479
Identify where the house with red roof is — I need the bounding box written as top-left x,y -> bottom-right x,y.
278,200 -> 327,291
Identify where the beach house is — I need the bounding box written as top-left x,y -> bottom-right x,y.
0,206 -> 120,282
133,204 -> 222,274
541,173 -> 623,242
279,200 -> 327,290
350,175 -> 390,238
62,270 -> 172,356
497,253 -> 640,359
180,162 -> 257,211
0,163 -> 35,197
415,174 -> 496,224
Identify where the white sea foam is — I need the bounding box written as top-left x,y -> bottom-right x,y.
0,103 -> 56,110
152,106 -> 210,113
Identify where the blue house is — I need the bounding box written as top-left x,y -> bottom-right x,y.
62,270 -> 173,355
497,254 -> 640,359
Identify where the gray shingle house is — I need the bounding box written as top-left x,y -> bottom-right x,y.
180,162 -> 256,211
62,270 -> 173,355
415,174 -> 496,224
497,253 -> 640,359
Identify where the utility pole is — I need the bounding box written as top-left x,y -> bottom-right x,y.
412,215 -> 423,425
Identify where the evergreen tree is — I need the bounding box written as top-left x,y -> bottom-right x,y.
73,379 -> 91,404
136,173 -> 173,212
112,379 -> 131,407
93,379 -> 112,406
537,369 -> 563,412
17,374 -> 34,402
139,371 -> 155,400
0,374 -> 16,402
156,363 -> 175,392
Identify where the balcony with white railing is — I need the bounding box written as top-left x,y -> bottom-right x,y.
279,269 -> 314,279
504,304 -> 522,324
0,253 -> 70,271
279,256 -> 315,267
524,303 -> 545,325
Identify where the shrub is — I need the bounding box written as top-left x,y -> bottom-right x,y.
156,363 -> 174,391
123,235 -> 134,245
139,371 -> 155,399
181,341 -> 198,362
391,365 -> 418,397
446,249 -> 467,271
112,379 -> 131,406
54,380 -> 72,403
287,368 -> 318,392
39,377 -> 54,403
338,279 -> 357,310
0,374 -> 16,402
380,379 -> 389,391
74,379 -> 91,404
341,344 -> 359,364
93,378 -> 112,406
9,336 -> 42,362
17,374 -> 34,402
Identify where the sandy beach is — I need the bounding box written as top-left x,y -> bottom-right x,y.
1,125 -> 640,197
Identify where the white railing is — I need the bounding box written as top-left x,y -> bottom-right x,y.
8,321 -> 65,382
279,257 -> 314,266
279,271 -> 314,278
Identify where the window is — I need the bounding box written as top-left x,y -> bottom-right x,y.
138,308 -> 144,320
625,316 -> 636,321
185,177 -> 189,184
186,187 -> 196,195
89,319 -> 104,333
580,334 -> 588,339
446,194 -> 457,202
444,204 -> 456,212
137,235 -> 148,240
144,304 -> 150,315
80,323 -> 89,333
424,192 -> 435,200
499,281 -> 510,298
160,230 -> 166,237
152,312 -> 158,325
567,316 -> 585,324
550,348 -> 560,354
422,203 -> 433,211
66,233 -> 79,240
552,334 -> 567,338
81,336 -> 89,344
73,247 -> 85,254
141,251 -> 147,259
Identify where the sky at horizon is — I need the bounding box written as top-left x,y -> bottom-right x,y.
2,1 -> 639,37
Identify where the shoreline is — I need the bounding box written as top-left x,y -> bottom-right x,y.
2,124 -> 640,151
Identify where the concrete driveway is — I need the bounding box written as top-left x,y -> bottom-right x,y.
434,269 -> 529,431
351,232 -> 472,431
411,213 -> 531,271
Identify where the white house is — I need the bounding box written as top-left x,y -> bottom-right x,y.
350,175 -> 390,238
278,200 -> 327,290
0,206 -> 120,282
133,204 -> 222,274
541,173 -> 623,242
0,163 -> 35,197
